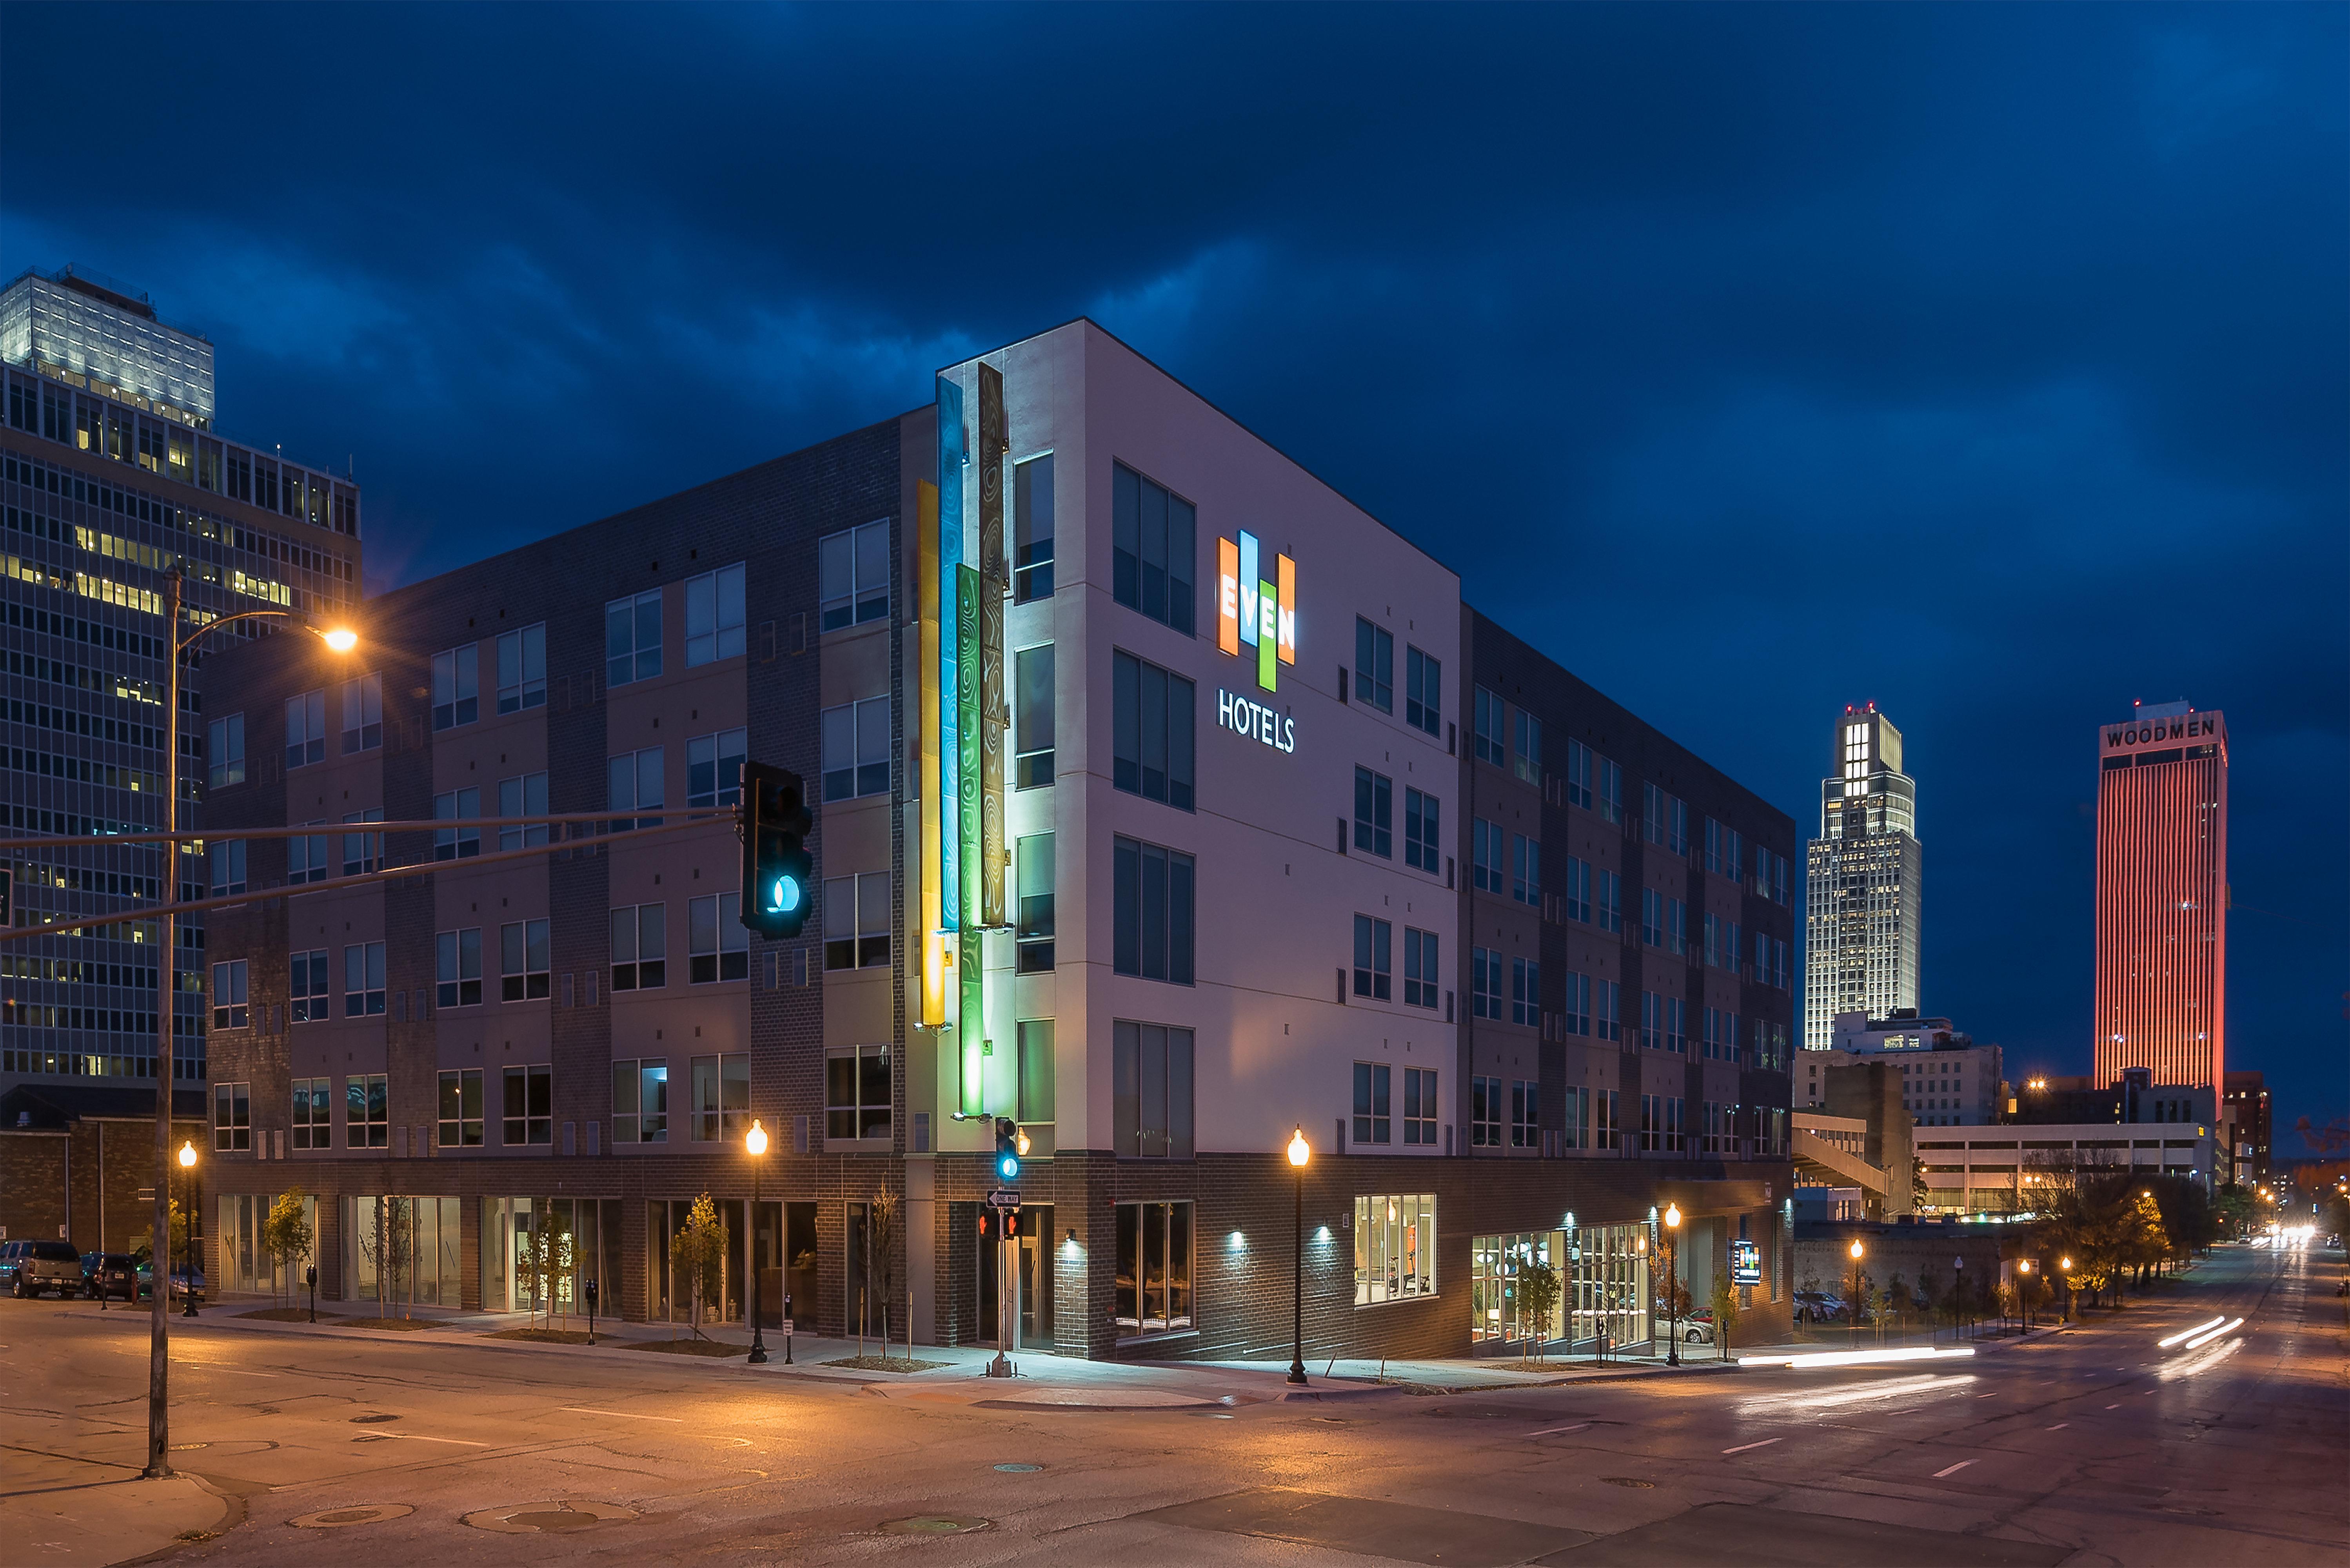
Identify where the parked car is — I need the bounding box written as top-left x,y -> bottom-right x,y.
1680,1309 -> 1717,1345
82,1253 -> 145,1302
1794,1290 -> 1847,1323
2,1240 -> 86,1298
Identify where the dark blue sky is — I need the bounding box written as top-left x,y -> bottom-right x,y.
6,4 -> 2343,1149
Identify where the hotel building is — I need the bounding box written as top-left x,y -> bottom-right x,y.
1803,704 -> 1920,1052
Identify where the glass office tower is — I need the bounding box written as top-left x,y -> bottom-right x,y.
1803,704 -> 1921,1052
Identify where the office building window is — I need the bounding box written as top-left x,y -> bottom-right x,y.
1014,453 -> 1054,602
688,895 -> 749,983
501,919 -> 550,1001
291,948 -> 329,1022
496,622 -> 546,713
346,1074 -> 389,1149
436,1069 -> 483,1148
684,562 -> 746,666
1354,1194 -> 1436,1304
498,773 -> 549,850
686,729 -> 747,808
612,1059 -> 668,1144
689,1053 -> 750,1142
1669,897 -> 1687,956
1514,709 -> 1541,784
1511,833 -> 1540,904
1353,1062 -> 1391,1145
1564,970 -> 1591,1036
1564,856 -> 1591,922
1353,767 -> 1393,858
1110,461 -> 1195,634
1472,817 -> 1502,893
1511,956 -> 1540,1027
1112,650 -> 1195,811
285,687 -> 327,766
821,696 -> 889,802
210,839 -> 247,896
1015,644 -> 1055,788
207,713 -> 245,789
211,960 -> 249,1031
1667,996 -> 1687,1053
1402,927 -> 1439,1009
430,646 -> 478,730
1510,1080 -> 1538,1149
343,942 -> 386,1016
1405,646 -> 1441,737
1016,834 -> 1055,973
1403,1067 -> 1437,1146
1597,755 -> 1622,823
1352,914 -> 1392,1000
1596,869 -> 1622,934
342,808 -> 383,874
1473,686 -> 1504,765
1471,946 -> 1501,1019
1112,1021 -> 1195,1158
1112,836 -> 1194,985
503,1063 -> 553,1146
610,904 -> 667,990
286,824 -> 329,885
825,1044 -> 890,1142
1404,787 -> 1441,873
1113,1200 -> 1194,1336
1471,1076 -> 1503,1147
607,746 -> 665,831
435,929 -> 481,1009
1017,1020 -> 1056,1125
1595,979 -> 1622,1042
1354,617 -> 1394,713
822,871 -> 891,971
340,671 -> 382,753
818,520 -> 890,632
1565,738 -> 1593,809
434,787 -> 481,860
212,1081 -> 251,1152
606,589 -> 662,685
293,1076 -> 333,1150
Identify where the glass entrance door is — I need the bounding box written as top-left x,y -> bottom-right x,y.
1017,1205 -> 1055,1349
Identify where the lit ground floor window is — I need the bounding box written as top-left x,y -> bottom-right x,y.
1470,1223 -> 1650,1350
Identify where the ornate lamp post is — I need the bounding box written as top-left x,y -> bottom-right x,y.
176,1141 -> 198,1317
2017,1258 -> 2033,1332
1664,1203 -> 1684,1366
1849,1239 -> 1867,1348
745,1119 -> 770,1365
1286,1127 -> 1311,1385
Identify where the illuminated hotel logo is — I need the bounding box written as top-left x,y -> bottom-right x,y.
1217,530 -> 1295,691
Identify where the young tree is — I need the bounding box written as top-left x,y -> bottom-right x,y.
1520,1260 -> 1563,1365
262,1190 -> 314,1310
669,1192 -> 728,1342
1708,1272 -> 1740,1361
383,1196 -> 414,1319
869,1190 -> 901,1363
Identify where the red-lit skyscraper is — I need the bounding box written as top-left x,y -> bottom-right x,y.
2093,701 -> 2228,1088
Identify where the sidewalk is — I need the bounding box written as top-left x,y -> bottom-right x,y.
0,1475 -> 230,1568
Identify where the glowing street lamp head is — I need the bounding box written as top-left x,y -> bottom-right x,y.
1664,1203 -> 1682,1230
745,1118 -> 768,1158
319,627 -> 358,654
1287,1127 -> 1310,1167
2060,1256 -> 2073,1270
178,1140 -> 196,1169
1849,1239 -> 1864,1261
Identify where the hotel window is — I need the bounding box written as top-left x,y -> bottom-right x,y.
826,1045 -> 891,1142
1353,1062 -> 1391,1145
1403,1067 -> 1438,1146
212,1081 -> 251,1152
291,949 -> 329,1022
1472,817 -> 1503,893
1511,1080 -> 1538,1149
339,671 -> 382,753
292,1077 -> 333,1151
1564,970 -> 1591,1036
496,622 -> 546,713
822,871 -> 891,971
1014,453 -> 1055,602
1562,1085 -> 1589,1151
610,904 -> 667,990
1110,461 -> 1195,634
1511,956 -> 1540,1027
1641,887 -> 1663,947
1113,1022 -> 1195,1158
1018,1020 -> 1056,1125
821,696 -> 889,802
1668,796 -> 1688,855
606,588 -> 663,685
1721,827 -> 1743,884
1703,912 -> 1721,968
1513,708 -> 1541,785
1113,1200 -> 1194,1337
501,919 -> 550,1000
1597,869 -> 1622,933
342,809 -> 383,875
1640,990 -> 1660,1050
1643,782 -> 1665,844
1112,650 -> 1195,811
435,928 -> 482,1008
1354,1194 -> 1436,1305
436,1069 -> 483,1148
1595,1089 -> 1620,1150
1471,946 -> 1501,1019
1015,834 -> 1055,974
430,645 -> 478,730
686,729 -> 747,808
1563,856 -> 1591,922
503,1064 -> 553,1146
1729,920 -> 1743,975
1703,816 -> 1729,874
1668,897 -> 1687,956
285,687 -> 327,766
1355,617 -> 1394,713
1404,787 -> 1441,873
1597,755 -> 1623,824
286,823 -> 329,885
819,520 -> 891,631
1353,767 -> 1393,858
346,1074 -> 389,1149
1402,927 -> 1439,1009
684,561 -> 746,666
611,1059 -> 668,1144
498,773 -> 549,850
1405,646 -> 1441,737
206,713 -> 245,789
1015,644 -> 1055,788
1564,738 -> 1593,809
1112,837 -> 1194,985
1471,1076 -> 1503,1147
1353,914 -> 1392,1000
688,894 -> 749,983
433,787 -> 481,860
343,942 -> 386,1016
607,747 -> 666,831
1511,833 -> 1540,904
1595,979 -> 1622,1042
690,1053 -> 750,1142
1473,686 -> 1504,765
1667,996 -> 1688,1053
211,960 -> 249,1031
210,839 -> 247,896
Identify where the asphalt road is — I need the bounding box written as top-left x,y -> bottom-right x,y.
3,1243 -> 2341,1566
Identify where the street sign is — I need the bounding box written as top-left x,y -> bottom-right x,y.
986,1189 -> 1022,1210
780,1319 -> 794,1336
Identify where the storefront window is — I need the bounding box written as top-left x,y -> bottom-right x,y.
1355,1194 -> 1436,1304
1113,1200 -> 1193,1336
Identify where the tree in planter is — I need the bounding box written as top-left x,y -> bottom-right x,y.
669,1193 -> 728,1343
262,1190 -> 314,1311
869,1191 -> 901,1365
1707,1272 -> 1740,1361
1520,1260 -> 1563,1365
1915,1268 -> 1941,1341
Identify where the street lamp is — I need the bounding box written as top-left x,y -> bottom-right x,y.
1849,1238 -> 1865,1348
1286,1127 -> 1310,1386
143,573 -> 356,1481
1664,1203 -> 1684,1366
1953,1255 -> 1967,1340
745,1119 -> 770,1365
2018,1258 -> 2033,1332
176,1141 -> 198,1318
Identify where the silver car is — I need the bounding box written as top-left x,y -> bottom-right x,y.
2,1239 -> 85,1298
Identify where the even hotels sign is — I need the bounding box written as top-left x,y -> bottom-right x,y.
1217,530 -> 1296,691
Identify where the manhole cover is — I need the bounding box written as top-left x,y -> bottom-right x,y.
880,1516 -> 990,1535
993,1463 -> 1042,1473
462,1501 -> 636,1534
292,1504 -> 414,1529
1602,1477 -> 1655,1489
351,1414 -> 399,1424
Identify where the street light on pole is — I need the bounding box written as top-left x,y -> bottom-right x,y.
1664,1203 -> 1683,1367
745,1119 -> 770,1365
2018,1258 -> 2033,1332
1286,1127 -> 1310,1386
177,1142 -> 198,1318
1849,1238 -> 1865,1349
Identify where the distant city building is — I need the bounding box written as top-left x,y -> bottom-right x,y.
0,264 -> 215,425
1804,704 -> 1920,1051
2222,1070 -> 2270,1188
1799,1008 -> 2001,1127
2092,699 -> 2227,1088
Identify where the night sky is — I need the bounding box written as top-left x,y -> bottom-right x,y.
5,5 -> 2342,1148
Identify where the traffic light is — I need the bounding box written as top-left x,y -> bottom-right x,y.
740,762 -> 812,938
994,1116 -> 1021,1183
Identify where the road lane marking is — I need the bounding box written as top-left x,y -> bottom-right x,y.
1934,1461 -> 1975,1478
563,1407 -> 685,1423
1722,1439 -> 1781,1454
376,1433 -> 491,1445
2106,1404 -> 2121,1410
1526,1424 -> 1589,1437
2047,1423 -> 2069,1430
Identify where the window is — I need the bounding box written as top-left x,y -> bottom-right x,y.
1511,1080 -> 1538,1150
1403,1067 -> 1438,1146
1596,869 -> 1622,934
501,919 -> 550,1000
210,838 -> 247,896
340,671 -> 382,753
286,824 -> 329,885
1640,990 -> 1661,1050
434,788 -> 481,860
1404,788 -> 1441,873
210,961 -> 248,1031
1514,708 -> 1541,785
1561,1085 -> 1589,1151
606,590 -> 662,685
818,520 -> 890,631
820,696 -> 889,801
1014,453 -> 1054,602
1564,738 -> 1593,809
341,808 -> 383,875
1641,888 -> 1662,947
1112,837 -> 1194,985
496,622 -> 546,713
1015,644 -> 1055,788
206,714 -> 245,789
1402,927 -> 1439,1009
1017,1020 -> 1057,1125
607,747 -> 665,830
1353,1062 -> 1391,1144
1667,796 -> 1689,857
1352,915 -> 1392,1000
503,1063 -> 553,1145
430,646 -> 478,730
1597,755 -> 1623,823
498,773 -> 549,850
1111,461 -> 1195,634
1471,946 -> 1501,1019
1643,782 -> 1665,845
1595,979 -> 1622,1042
1755,846 -> 1789,904
684,562 -> 746,666
1016,834 -> 1055,973
436,929 -> 482,1008
346,1074 -> 389,1149
1354,617 -> 1394,713
436,1069 -> 483,1148
1511,833 -> 1540,904
1563,856 -> 1591,922
293,1076 -> 332,1150
1472,817 -> 1503,893
285,688 -> 326,767
822,871 -> 891,970
1596,1089 -> 1621,1150
825,1044 -> 890,1141
1473,686 -> 1504,765
1703,912 -> 1722,968
1354,1194 -> 1435,1304
1668,995 -> 1688,1053
690,1053 -> 750,1142
612,1059 -> 668,1144
212,1081 -> 251,1152
1405,646 -> 1441,737
1563,970 -> 1591,1036
686,729 -> 746,808
610,904 -> 667,990
1353,767 -> 1393,858
688,894 -> 750,983
1114,1200 -> 1193,1336
343,941 -> 386,1016
290,949 -> 329,1022
1112,1022 -> 1195,1158
1471,1077 -> 1503,1147
1729,920 -> 1743,976
1511,956 -> 1540,1027
1669,897 -> 1687,956
1112,650 -> 1195,811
